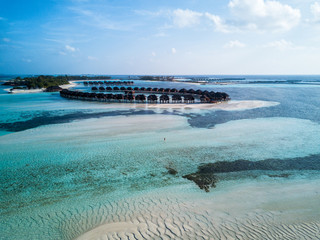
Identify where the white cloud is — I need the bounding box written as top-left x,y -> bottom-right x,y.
263,39 -> 303,50
65,45 -> 77,52
88,56 -> 98,60
59,51 -> 67,55
224,40 -> 246,48
151,51 -> 156,57
3,38 -> 10,42
172,48 -> 177,54
168,1 -> 300,33
70,7 -> 124,30
205,13 -> 231,33
228,0 -> 301,31
311,2 -> 320,21
170,9 -> 231,32
172,9 -> 203,28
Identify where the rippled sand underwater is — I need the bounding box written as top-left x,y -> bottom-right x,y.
1,84 -> 320,239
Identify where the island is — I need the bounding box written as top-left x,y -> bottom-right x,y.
2,75 -> 112,93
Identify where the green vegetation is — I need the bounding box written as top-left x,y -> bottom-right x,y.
12,86 -> 26,90
3,75 -> 111,89
12,76 -> 69,89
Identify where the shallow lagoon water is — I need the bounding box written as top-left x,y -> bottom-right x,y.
1,79 -> 320,239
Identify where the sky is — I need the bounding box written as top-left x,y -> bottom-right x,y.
1,0 -> 320,75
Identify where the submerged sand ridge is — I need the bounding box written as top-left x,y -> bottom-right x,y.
0,100 -> 280,133
73,179 -> 320,240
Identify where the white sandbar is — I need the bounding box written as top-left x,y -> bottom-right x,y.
134,100 -> 279,111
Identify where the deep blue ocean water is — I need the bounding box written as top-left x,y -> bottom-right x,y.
1,75 -> 320,239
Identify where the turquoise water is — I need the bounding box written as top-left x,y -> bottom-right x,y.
1,77 -> 320,239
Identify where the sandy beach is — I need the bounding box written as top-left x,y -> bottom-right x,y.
4,88 -> 45,93
133,100 -> 279,111
59,80 -> 79,89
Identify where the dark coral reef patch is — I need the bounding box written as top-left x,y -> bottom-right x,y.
183,155 -> 320,192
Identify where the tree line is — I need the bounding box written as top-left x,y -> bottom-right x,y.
3,75 -> 111,89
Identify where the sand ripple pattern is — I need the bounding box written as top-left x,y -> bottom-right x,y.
6,191 -> 319,240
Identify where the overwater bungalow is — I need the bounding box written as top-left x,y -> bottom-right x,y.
170,88 -> 178,93
184,95 -> 195,103
83,92 -> 90,99
172,94 -> 182,103
60,86 -> 230,104
200,95 -> 210,103
187,89 -> 195,94
147,94 -> 158,103
179,88 -> 187,94
97,93 -> 105,100
115,94 -> 124,101
135,94 -> 146,102
195,89 -> 202,95
89,93 -> 96,98
106,94 -> 114,100
160,94 -> 170,103
126,94 -> 135,102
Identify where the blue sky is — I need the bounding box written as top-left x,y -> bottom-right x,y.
1,0 -> 320,75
